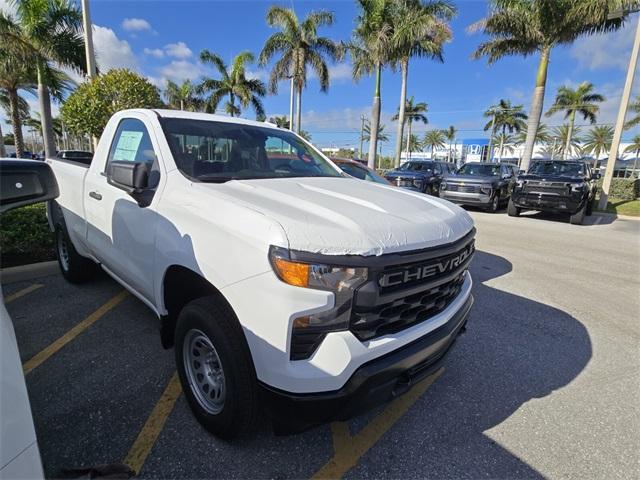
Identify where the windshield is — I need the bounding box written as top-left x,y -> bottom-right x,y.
456,163 -> 500,176
528,161 -> 585,177
161,118 -> 342,182
399,162 -> 434,172
338,162 -> 389,184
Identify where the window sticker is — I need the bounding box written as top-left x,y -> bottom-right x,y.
113,131 -> 144,161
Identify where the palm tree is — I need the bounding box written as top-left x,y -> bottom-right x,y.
582,125 -> 614,160
362,121 -> 389,143
269,116 -> 290,128
0,0 -> 85,158
402,133 -> 422,156
351,0 -> 396,169
484,99 -> 527,161
392,96 -> 428,160
545,82 -> 605,159
470,0 -> 629,172
392,0 -> 456,167
624,95 -> 640,130
444,125 -> 456,162
515,122 -> 551,146
492,133 -> 517,159
164,80 -> 201,111
198,50 -> 266,118
552,125 -> 583,159
623,134 -> 640,176
259,7 -> 342,134
423,129 -> 446,158
0,90 -> 30,157
0,51 -> 33,158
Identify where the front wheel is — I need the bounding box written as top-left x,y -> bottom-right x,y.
487,194 -> 500,213
507,198 -> 521,217
55,225 -> 97,283
570,203 -> 587,225
175,296 -> 259,439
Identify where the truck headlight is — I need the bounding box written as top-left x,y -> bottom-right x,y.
516,179 -> 524,188
480,186 -> 492,195
441,181 -> 447,190
269,247 -> 368,360
571,182 -> 585,192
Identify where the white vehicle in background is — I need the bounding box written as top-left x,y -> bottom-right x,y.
48,109 -> 476,438
1,159 -> 59,480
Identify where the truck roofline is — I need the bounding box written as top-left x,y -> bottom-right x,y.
120,108 -> 282,131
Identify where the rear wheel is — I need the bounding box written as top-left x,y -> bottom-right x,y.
55,225 -> 97,283
175,296 -> 259,439
507,198 -> 521,217
570,203 -> 587,225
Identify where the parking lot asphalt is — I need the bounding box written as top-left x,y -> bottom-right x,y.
2,210 -> 639,479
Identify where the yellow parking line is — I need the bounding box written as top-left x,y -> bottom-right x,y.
124,372 -> 182,474
22,290 -> 128,375
312,368 -> 444,479
4,284 -> 44,304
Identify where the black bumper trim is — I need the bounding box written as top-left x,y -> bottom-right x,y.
260,294 -> 473,434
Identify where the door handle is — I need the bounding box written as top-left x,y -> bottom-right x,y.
89,191 -> 102,201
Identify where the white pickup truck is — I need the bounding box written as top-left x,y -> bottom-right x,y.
48,109 -> 475,437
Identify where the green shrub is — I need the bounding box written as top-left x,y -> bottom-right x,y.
597,178 -> 639,200
0,203 -> 54,267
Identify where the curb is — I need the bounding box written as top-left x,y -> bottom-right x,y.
593,211 -> 640,221
0,261 -> 59,284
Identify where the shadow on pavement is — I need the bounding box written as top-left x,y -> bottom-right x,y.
344,250 -> 592,478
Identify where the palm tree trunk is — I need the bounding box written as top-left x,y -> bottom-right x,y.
229,93 -> 235,117
8,89 -> 25,158
633,149 -> 638,178
296,85 -> 302,135
289,77 -> 295,131
394,59 -> 408,168
37,64 -> 57,159
498,134 -> 505,161
487,115 -> 495,162
521,47 -> 551,172
564,110 -> 576,160
367,63 -> 382,170
406,121 -> 412,159
0,121 -> 5,158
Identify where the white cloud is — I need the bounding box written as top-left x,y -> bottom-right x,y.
246,69 -> 268,82
0,0 -> 16,15
328,63 -> 353,81
93,25 -> 138,71
144,48 -> 165,58
158,60 -> 205,82
570,22 -> 635,71
164,42 -> 192,59
122,18 -> 152,32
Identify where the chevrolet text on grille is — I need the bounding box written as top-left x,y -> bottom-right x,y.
378,243 -> 475,288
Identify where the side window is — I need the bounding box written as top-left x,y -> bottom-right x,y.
107,118 -> 157,170
434,164 -> 442,174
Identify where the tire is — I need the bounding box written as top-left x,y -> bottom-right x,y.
507,198 -> 521,217
487,193 -> 500,213
55,224 -> 97,283
175,296 -> 259,440
586,196 -> 594,216
570,203 -> 587,225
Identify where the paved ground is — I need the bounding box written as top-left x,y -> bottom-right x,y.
2,210 -> 639,479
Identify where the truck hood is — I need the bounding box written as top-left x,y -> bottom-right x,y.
520,174 -> 586,183
212,177 -> 474,256
385,170 -> 432,179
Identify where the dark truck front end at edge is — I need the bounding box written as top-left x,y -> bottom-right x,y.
508,160 -> 599,225
385,161 -> 452,195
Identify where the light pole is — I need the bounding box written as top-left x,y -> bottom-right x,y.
599,13 -> 640,211
289,76 -> 295,131
81,0 -> 97,79
359,114 -> 366,160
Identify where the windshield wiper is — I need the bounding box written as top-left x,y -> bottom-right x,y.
196,175 -> 240,183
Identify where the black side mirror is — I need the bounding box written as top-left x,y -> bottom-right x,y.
593,172 -> 602,180
0,159 -> 59,214
518,169 -> 525,175
107,161 -> 150,194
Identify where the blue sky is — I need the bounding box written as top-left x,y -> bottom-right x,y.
2,0 -> 638,153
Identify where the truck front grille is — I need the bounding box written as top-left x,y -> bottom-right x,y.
349,236 -> 474,341
523,182 -> 569,195
446,184 -> 481,193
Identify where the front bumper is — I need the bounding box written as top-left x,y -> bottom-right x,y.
260,293 -> 473,433
512,192 -> 583,213
440,190 -> 492,206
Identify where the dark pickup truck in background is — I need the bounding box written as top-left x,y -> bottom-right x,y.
384,160 -> 454,195
440,162 -> 516,212
508,160 -> 599,225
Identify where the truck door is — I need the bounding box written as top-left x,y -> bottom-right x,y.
84,116 -> 163,302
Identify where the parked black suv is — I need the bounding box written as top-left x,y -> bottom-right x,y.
508,160 -> 599,225
440,162 -> 515,212
384,160 -> 453,195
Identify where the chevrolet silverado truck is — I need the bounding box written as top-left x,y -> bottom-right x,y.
508,160 -> 599,225
440,162 -> 515,212
384,160 -> 453,195
47,109 -> 475,438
